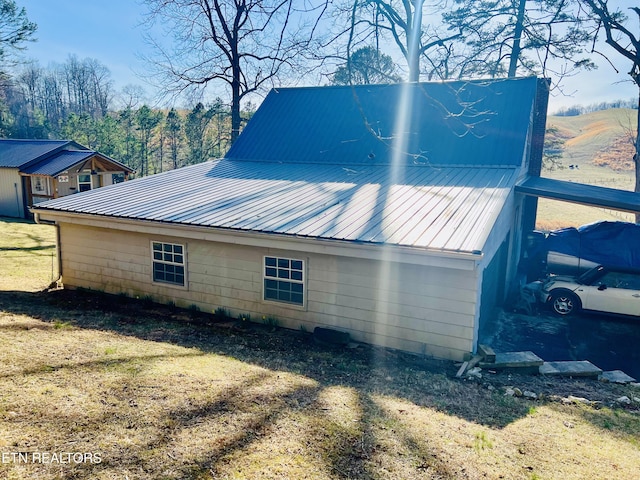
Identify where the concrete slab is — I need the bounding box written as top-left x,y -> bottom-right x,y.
600,370 -> 637,384
540,360 -> 602,378
480,351 -> 543,370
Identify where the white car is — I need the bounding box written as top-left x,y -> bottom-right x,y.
539,265 -> 640,317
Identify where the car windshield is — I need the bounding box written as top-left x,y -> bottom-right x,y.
577,265 -> 605,285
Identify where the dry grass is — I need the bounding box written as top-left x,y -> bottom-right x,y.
0,290 -> 639,479
0,217 -> 58,291
538,109 -> 638,230
1,220 -> 640,479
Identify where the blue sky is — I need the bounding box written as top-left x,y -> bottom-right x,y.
19,0 -> 150,93
17,0 -> 639,112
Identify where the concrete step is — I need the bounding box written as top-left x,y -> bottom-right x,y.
539,360 -> 602,379
479,351 -> 543,374
600,370 -> 636,384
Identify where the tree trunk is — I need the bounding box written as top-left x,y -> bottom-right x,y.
231,59 -> 241,144
408,0 -> 424,82
635,91 -> 640,224
508,0 -> 527,77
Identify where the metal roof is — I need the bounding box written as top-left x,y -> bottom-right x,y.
226,77 -> 539,167
21,150 -> 133,176
0,139 -> 77,168
33,159 -> 518,253
32,79 -> 542,254
516,176 -> 640,214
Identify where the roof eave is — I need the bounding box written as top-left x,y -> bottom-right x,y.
32,209 -> 482,270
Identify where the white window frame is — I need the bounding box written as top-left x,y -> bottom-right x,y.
263,255 -> 306,308
77,173 -> 92,192
151,241 -> 187,288
32,176 -> 50,195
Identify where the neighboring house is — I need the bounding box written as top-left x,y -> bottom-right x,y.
32,78 -> 548,361
0,139 -> 133,218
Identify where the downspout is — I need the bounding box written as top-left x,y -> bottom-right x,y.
14,183 -> 21,217
33,213 -> 63,287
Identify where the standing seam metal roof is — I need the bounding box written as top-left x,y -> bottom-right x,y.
33,159 -> 518,253
21,151 -> 133,176
32,78 -> 539,254
0,140 -> 73,168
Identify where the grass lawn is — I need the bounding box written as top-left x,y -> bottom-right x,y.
0,220 -> 639,479
0,217 -> 58,291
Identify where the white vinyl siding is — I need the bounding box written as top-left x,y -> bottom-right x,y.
57,223 -> 479,361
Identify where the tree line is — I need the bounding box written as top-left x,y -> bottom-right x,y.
0,55 -> 254,177
554,98 -> 638,117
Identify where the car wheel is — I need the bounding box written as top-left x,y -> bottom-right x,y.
549,289 -> 581,316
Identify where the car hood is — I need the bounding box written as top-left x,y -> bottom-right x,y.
544,275 -> 577,284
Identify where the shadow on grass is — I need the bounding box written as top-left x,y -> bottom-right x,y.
0,289 -> 534,430
3,289 -> 638,479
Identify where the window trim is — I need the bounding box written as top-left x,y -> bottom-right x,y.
77,173 -> 93,192
262,255 -> 306,308
150,241 -> 187,289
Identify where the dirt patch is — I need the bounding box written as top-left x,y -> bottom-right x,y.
593,135 -> 636,171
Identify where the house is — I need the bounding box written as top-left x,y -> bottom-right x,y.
31,77 -> 548,361
0,139 -> 133,218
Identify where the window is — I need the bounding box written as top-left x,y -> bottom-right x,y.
152,242 -> 185,286
264,256 -> 304,306
35,177 -> 45,192
112,173 -> 125,184
598,272 -> 640,290
78,174 -> 92,192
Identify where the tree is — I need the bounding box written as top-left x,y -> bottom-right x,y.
165,108 -> 183,170
185,102 -> 215,165
332,45 -> 401,84
62,55 -> 113,118
0,0 -> 36,71
580,1 -> 640,221
0,72 -> 17,136
347,0 -> 462,82
542,125 -> 565,171
142,0 -> 328,144
442,0 -> 594,86
0,1 -> 35,136
136,104 -> 163,176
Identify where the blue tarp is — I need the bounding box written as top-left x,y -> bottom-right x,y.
546,221 -> 640,269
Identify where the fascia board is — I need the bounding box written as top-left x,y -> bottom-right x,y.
33,210 -> 482,271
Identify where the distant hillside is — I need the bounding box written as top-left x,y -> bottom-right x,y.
546,108 -> 637,171
537,108 -> 638,230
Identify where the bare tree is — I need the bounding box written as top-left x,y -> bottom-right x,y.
62,55 -> 113,119
142,0 -> 329,143
346,0 -> 462,82
580,1 -> 639,221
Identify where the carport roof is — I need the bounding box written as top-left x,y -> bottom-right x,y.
516,176 -> 640,214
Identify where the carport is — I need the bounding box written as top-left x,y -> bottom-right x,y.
481,176 -> 640,379
516,176 -> 640,214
